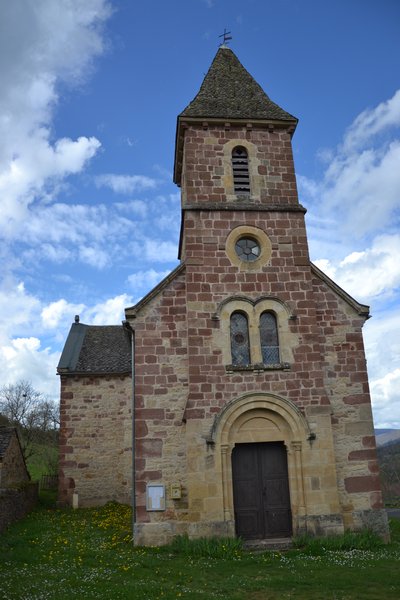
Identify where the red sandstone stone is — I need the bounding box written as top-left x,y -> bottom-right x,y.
345,475 -> 381,493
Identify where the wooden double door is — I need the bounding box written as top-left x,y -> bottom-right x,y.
232,442 -> 292,539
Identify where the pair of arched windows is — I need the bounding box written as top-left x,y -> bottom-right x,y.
230,311 -> 279,366
232,146 -> 250,195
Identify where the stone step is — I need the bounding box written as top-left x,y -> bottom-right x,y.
244,537 -> 292,552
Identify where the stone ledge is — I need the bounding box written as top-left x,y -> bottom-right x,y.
225,362 -> 291,373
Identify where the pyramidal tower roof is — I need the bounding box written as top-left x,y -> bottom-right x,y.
180,46 -> 296,122
174,46 -> 297,183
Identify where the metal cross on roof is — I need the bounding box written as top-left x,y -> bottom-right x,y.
219,28 -> 232,46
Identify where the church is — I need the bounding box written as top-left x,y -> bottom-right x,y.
57,46 -> 389,545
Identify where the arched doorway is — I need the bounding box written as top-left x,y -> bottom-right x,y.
232,441 -> 292,539
211,393 -> 310,539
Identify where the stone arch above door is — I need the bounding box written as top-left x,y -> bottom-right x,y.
209,393 -> 311,530
209,392 -> 311,445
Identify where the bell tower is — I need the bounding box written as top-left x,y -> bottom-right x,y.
174,46 -> 303,210
173,47 -> 320,422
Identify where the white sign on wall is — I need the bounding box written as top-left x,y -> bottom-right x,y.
146,484 -> 165,511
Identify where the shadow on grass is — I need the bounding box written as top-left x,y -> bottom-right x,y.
37,488 -> 57,509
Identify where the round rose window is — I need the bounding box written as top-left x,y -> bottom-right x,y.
235,237 -> 261,262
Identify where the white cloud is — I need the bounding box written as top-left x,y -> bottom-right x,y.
362,311 -> 400,428
370,369 -> 400,429
299,89 -> 400,239
82,294 -> 132,325
127,269 -> 171,291
78,245 -> 111,269
314,234 -> 400,302
0,279 -> 63,398
114,199 -> 148,218
0,3 -> 140,398
95,173 -> 157,194
145,240 -> 178,262
41,299 -> 85,329
301,91 -> 400,429
0,280 -> 42,340
2,195 -> 180,272
342,89 -> 400,153
0,136 -> 101,236
0,337 -> 60,400
0,280 -> 133,398
0,1 -> 111,238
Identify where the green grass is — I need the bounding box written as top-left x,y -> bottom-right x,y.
1,502 -> 400,600
292,528 -> 385,553
26,443 -> 58,481
169,533 -> 243,558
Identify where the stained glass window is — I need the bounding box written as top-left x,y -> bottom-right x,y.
260,312 -> 279,365
230,312 -> 250,366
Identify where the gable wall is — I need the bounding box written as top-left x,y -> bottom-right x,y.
128,270 -> 189,530
312,276 -> 384,530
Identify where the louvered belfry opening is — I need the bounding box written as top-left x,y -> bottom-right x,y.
232,146 -> 250,195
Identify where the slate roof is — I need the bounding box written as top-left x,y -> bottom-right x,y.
174,46 -> 297,184
180,46 -> 297,122
57,323 -> 131,375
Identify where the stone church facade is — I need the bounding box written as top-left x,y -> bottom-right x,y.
58,47 -> 388,545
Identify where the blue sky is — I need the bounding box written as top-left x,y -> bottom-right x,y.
1,0 -> 400,427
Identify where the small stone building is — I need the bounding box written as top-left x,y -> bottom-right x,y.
58,47 -> 388,545
0,426 -> 38,533
0,427 -> 30,488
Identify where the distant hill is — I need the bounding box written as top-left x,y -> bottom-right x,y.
375,429 -> 400,447
376,437 -> 400,505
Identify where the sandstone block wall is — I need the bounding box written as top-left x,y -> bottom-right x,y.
313,276 -> 385,522
181,125 -> 298,207
0,483 -> 38,533
58,374 -> 132,507
129,270 -> 189,525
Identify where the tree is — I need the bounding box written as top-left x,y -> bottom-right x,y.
0,380 -> 59,460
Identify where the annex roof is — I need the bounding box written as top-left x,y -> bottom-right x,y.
57,323 -> 131,375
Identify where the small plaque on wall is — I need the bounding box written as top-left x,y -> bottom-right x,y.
146,484 -> 165,511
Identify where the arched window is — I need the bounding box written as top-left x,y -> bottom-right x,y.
260,312 -> 279,365
230,312 -> 250,366
232,146 -> 250,195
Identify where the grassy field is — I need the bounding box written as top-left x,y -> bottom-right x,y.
26,443 -> 58,482
1,498 -> 399,600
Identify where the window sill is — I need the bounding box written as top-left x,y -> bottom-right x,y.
225,362 -> 291,373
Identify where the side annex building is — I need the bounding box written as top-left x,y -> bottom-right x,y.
57,47 -> 388,545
